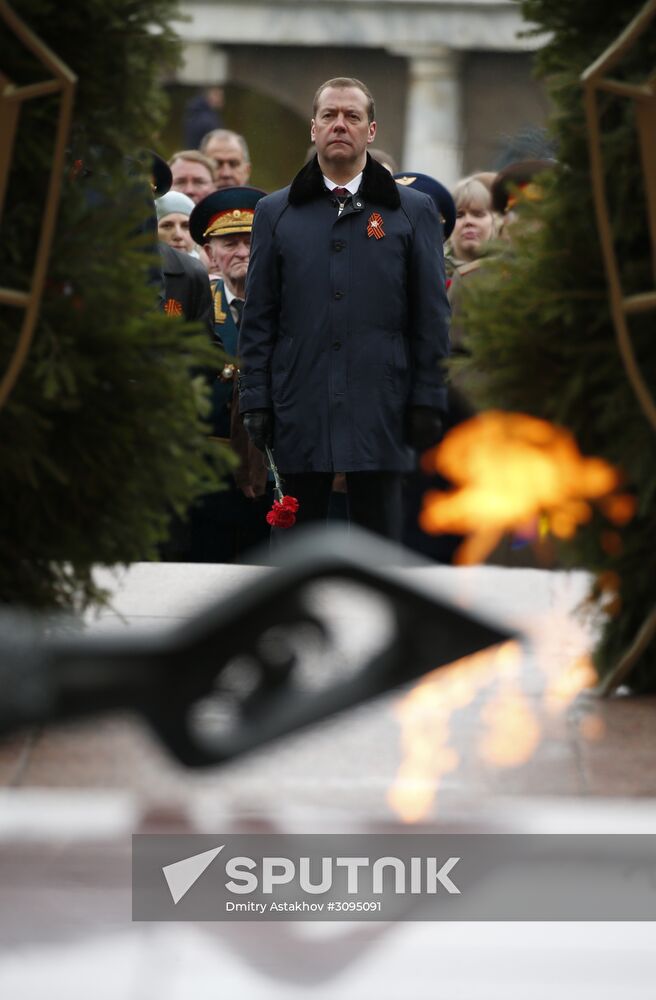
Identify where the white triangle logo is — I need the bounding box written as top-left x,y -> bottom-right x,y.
162,845 -> 224,904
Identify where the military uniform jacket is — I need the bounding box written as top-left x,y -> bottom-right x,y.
210,277 -> 239,439
211,279 -> 268,494
238,154 -> 450,473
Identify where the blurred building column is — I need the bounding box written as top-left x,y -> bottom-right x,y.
396,45 -> 463,189
178,43 -> 228,85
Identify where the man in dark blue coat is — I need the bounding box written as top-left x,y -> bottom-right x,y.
238,77 -> 450,540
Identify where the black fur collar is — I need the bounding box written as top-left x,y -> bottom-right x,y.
288,153 -> 401,209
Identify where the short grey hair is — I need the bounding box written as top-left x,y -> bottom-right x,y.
200,129 -> 250,164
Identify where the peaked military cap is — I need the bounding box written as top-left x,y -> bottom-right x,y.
393,172 -> 456,238
190,185 -> 267,246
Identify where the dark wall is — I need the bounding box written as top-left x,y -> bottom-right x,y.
229,44 -> 409,169
461,51 -> 551,174
162,46 -> 550,190
161,82 -> 309,192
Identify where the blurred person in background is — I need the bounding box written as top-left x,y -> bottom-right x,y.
445,174 -> 498,412
447,163 -> 555,356
158,241 -> 212,331
139,153 -> 214,560
369,147 -> 398,174
446,158 -> 557,569
491,158 -> 555,238
447,175 -> 497,279
200,129 -> 251,188
142,151 -> 212,330
439,165 -> 553,565
393,171 -> 455,245
168,150 -> 217,204
183,85 -> 225,149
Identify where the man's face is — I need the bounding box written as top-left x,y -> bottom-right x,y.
170,158 -> 215,204
311,86 -> 376,172
203,137 -> 251,188
205,233 -> 251,290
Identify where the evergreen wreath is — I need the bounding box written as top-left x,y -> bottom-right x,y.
454,0 -> 656,691
0,0 -> 234,611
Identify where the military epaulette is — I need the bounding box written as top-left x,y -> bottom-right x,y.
212,281 -> 228,324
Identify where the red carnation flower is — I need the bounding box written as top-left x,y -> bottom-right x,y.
264,447 -> 300,528
266,498 -> 298,528
279,495 -> 299,513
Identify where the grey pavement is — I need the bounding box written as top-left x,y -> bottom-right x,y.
1,559 -> 656,998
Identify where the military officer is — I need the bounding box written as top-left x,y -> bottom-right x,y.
187,186 -> 270,560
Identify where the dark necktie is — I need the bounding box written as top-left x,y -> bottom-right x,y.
332,186 -> 350,216
231,297 -> 244,328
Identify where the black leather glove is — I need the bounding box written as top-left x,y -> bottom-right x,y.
406,406 -> 445,453
242,408 -> 273,452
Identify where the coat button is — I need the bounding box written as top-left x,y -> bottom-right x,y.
332,240 -> 346,251
334,291 -> 343,299
332,341 -> 341,350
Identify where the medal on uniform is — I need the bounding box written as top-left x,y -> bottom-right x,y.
164,298 -> 183,317
367,212 -> 385,239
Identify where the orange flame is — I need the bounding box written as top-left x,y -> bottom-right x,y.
387,641 -> 527,822
478,686 -> 542,767
419,411 -> 626,564
388,611 -> 600,823
389,415 -> 628,822
544,654 -> 598,710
